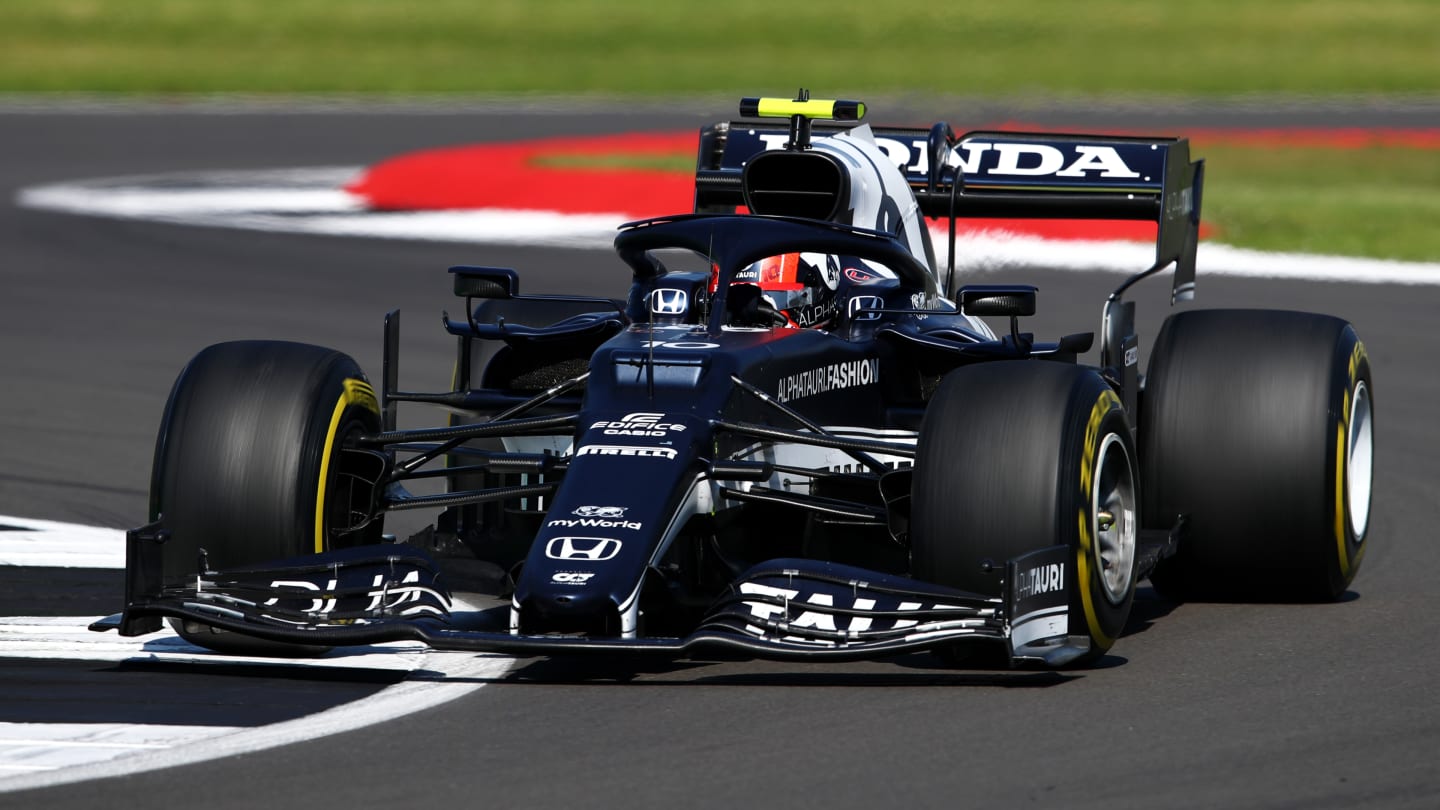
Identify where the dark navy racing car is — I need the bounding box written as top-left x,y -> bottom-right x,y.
97,94 -> 1374,669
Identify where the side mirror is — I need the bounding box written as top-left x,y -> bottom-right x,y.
960,285 -> 1038,349
451,266 -> 519,299
958,285 -> 1037,317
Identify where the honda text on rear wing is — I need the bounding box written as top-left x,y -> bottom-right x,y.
693,95 -> 1205,305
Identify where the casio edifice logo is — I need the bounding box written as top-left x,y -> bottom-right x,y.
590,412 -> 687,437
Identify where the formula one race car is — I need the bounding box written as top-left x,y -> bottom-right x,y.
98,93 -> 1374,668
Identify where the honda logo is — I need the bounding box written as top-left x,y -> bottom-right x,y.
649,288 -> 688,316
848,295 -> 884,321
545,536 -> 623,561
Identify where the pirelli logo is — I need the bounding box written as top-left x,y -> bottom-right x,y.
576,444 -> 678,460
776,358 -> 879,403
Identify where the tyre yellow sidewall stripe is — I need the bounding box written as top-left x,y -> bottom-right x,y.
1334,340 -> 1368,579
1076,388 -> 1121,650
1333,421 -> 1349,577
314,379 -> 379,554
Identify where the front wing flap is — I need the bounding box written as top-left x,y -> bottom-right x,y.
106,530 -> 1088,665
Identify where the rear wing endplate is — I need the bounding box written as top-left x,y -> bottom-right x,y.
695,123 -> 1205,303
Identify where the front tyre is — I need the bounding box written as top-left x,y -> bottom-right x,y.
911,361 -> 1139,666
151,341 -> 384,654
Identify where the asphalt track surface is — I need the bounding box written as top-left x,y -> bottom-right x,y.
2,101 -> 1439,808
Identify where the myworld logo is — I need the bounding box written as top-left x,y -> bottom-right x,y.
549,507 -> 643,531
547,517 -> 643,531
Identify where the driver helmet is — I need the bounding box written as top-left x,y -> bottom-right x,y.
733,252 -> 840,328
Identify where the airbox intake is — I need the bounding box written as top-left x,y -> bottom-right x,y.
741,151 -> 848,221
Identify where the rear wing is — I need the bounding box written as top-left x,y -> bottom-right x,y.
695,122 -> 1205,303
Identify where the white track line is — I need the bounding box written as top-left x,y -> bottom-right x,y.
0,517 -> 512,792
0,516 -> 123,569
16,170 -> 1440,283
1,615 -> 436,669
0,634 -> 508,792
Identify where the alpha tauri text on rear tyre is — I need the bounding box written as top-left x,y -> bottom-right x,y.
911,361 -> 1139,666
1141,309 -> 1373,602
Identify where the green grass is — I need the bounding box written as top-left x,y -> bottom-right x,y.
1200,144 -> 1440,262
534,153 -> 690,173
3,0 -> 1439,261
2,0 -> 1437,96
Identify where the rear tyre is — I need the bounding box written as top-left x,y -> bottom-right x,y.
911,361 -> 1139,666
152,340 -> 384,655
1141,309 -> 1373,601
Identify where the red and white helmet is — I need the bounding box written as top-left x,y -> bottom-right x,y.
732,252 -> 840,328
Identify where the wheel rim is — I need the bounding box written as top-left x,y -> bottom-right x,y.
1347,380 -> 1374,541
1093,433 -> 1138,605
321,417 -> 382,550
